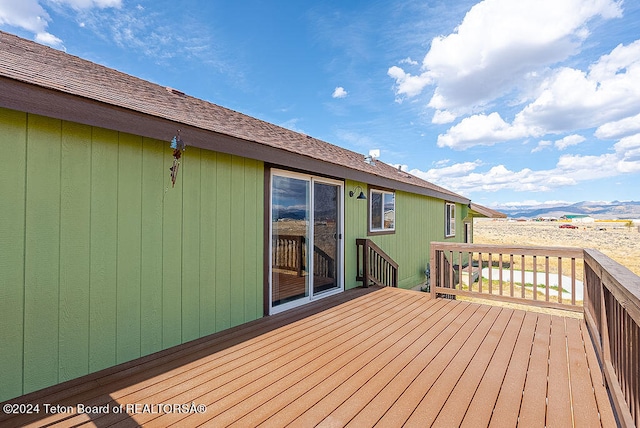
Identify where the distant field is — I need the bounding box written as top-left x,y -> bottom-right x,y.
473,220 -> 640,277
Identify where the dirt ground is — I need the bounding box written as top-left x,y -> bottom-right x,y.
473,220 -> 640,277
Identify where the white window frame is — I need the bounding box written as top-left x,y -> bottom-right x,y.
445,202 -> 456,237
369,188 -> 395,234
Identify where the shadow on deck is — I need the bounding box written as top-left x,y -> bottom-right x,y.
0,286 -> 615,427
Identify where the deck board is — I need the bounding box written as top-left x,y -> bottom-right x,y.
458,309 -> 526,428
234,299 -> 446,427
518,313 -> 551,427
431,308 -> 520,427
489,311 -> 539,427
344,302 -> 485,427
280,299 -> 457,428
404,305 -> 508,427
547,316 -> 572,428
0,286 -> 615,428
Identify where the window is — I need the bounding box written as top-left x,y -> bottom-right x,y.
369,188 -> 395,233
445,202 -> 456,237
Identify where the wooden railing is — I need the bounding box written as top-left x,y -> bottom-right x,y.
356,239 -> 398,287
273,235 -> 305,276
312,245 -> 335,279
430,242 -> 584,312
273,235 -> 335,279
583,249 -> 640,428
430,242 -> 640,426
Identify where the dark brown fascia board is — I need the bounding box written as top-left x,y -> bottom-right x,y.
469,203 -> 507,219
0,76 -> 469,205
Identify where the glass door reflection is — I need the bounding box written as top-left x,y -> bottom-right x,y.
271,175 -> 310,308
313,182 -> 340,295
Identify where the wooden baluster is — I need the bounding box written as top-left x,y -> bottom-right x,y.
509,254 -> 515,297
558,257 -> 563,304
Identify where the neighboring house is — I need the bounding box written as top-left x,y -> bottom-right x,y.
0,31 -> 501,402
561,214 -> 595,223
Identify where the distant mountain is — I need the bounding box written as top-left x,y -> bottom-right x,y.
496,200 -> 640,219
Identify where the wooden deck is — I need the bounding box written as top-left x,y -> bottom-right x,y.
1,287 -> 615,427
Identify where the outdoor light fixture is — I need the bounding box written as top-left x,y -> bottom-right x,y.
349,185 -> 367,200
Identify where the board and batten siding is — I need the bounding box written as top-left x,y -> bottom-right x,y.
0,108 -> 264,401
344,180 -> 468,290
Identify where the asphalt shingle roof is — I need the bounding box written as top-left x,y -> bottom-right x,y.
0,30 -> 467,202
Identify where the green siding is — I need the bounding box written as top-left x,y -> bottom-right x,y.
199,150 -> 218,335
59,122 -> 92,382
344,180 -> 467,290
0,108 -> 264,402
215,154 -> 232,330
0,109 -> 26,399
162,141 -> 183,349
230,156 -> 246,327
182,148 -> 202,343
116,133 -> 143,364
24,115 -> 61,392
140,137 -> 164,355
89,127 -> 119,373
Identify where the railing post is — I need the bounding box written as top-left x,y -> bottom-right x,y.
429,246 -> 436,299
296,236 -> 304,277
362,240 -> 369,288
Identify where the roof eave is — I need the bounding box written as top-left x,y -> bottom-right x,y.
0,76 -> 469,204
469,203 -> 507,218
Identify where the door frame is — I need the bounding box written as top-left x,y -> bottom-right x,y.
266,168 -> 344,315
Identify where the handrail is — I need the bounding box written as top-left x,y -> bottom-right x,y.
356,239 -> 398,287
430,242 -> 584,312
583,249 -> 640,428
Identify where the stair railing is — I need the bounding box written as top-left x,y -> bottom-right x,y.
356,239 -> 398,287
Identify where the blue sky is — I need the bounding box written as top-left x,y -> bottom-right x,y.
1,0 -> 639,209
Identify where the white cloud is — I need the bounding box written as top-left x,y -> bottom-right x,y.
389,0 -> 622,116
532,140 -> 552,153
595,112 -> 640,139
49,0 -> 122,9
555,134 -> 586,150
435,40 -> 640,150
410,160 -> 482,182
387,65 -> 432,100
432,109 -> 456,124
399,57 -> 418,66
0,0 -> 121,48
493,200 -> 572,208
436,112 -> 529,150
514,41 -> 640,133
411,132 -> 640,194
614,134 -> 640,171
0,0 -> 48,31
433,159 -> 451,167
332,86 -> 348,98
34,31 -> 64,48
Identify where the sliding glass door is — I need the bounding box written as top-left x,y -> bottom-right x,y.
270,170 -> 343,314
313,182 -> 340,295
